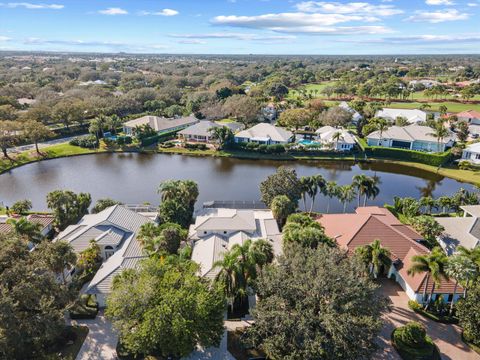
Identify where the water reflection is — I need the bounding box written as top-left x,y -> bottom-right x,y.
0,153 -> 475,213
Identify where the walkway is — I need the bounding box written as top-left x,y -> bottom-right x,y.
71,311 -> 118,360
374,278 -> 479,360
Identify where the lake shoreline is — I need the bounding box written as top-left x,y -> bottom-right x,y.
2,144 -> 480,186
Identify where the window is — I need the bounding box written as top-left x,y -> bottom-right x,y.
204,231 -> 207,235
447,294 -> 453,302
104,245 -> 115,259
223,231 -> 227,234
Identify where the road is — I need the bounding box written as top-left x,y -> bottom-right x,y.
7,135 -> 86,154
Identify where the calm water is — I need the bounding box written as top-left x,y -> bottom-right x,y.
0,153 -> 475,213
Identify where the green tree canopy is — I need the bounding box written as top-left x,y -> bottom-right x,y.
260,166 -> 302,207
91,198 -> 123,214
457,283 -> 480,346
106,257 -> 225,358
46,190 -> 92,230
138,222 -> 187,255
246,245 -> 387,360
0,234 -> 75,359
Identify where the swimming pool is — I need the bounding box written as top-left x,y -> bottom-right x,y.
298,139 -> 321,146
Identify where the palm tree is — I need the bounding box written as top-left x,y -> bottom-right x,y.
352,174 -> 369,208
429,123 -> 449,152
308,174 -> 326,213
6,217 -> 43,243
355,239 -> 391,278
420,196 -> 436,214
249,239 -> 274,269
158,180 -> 179,201
456,246 -> 480,295
106,114 -> 122,134
375,118 -> 389,146
324,181 -> 339,214
209,126 -> 233,150
338,184 -> 356,213
214,251 -> 243,311
445,255 -> 477,314
437,196 -> 451,214
360,176 -> 380,207
299,176 -> 312,211
332,131 -> 343,151
407,247 -> 449,309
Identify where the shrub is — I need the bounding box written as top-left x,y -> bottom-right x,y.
184,143 -> 207,150
396,322 -> 427,349
160,141 -> 175,148
392,322 -> 440,360
69,294 -> 98,320
408,300 -> 422,312
69,135 -> 98,149
364,146 -> 452,167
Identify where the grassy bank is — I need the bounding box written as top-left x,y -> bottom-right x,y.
0,144 -> 102,174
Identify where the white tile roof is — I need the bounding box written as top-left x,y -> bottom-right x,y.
376,108 -> 427,124
436,216 -> 480,255
464,142 -> 480,153
123,115 -> 198,132
191,209 -> 282,279
178,120 -> 220,137
367,124 -> 455,144
235,123 -> 293,143
316,126 -> 356,145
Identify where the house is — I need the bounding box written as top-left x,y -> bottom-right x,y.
457,110 -> 480,125
262,103 -> 277,122
461,142 -> 480,164
367,124 -> 455,152
376,108 -> 427,125
0,214 -> 54,238
408,79 -> 439,89
317,207 -> 462,304
55,205 -> 157,306
189,208 -> 282,279
177,120 -> 243,143
234,123 -> 293,145
315,126 -> 357,151
435,205 -> 480,255
178,121 -> 221,143
123,115 -> 199,136
339,101 -> 362,124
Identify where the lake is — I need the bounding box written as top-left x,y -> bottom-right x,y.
0,153 -> 475,213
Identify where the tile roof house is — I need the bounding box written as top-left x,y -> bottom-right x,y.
457,110 -> 480,125
317,207 -> 462,304
461,142 -> 480,164
376,108 -> 427,125
189,208 -> 282,279
55,205 -> 156,307
339,101 -> 363,124
177,120 -> 243,143
435,205 -> 480,255
234,123 -> 293,145
123,114 -> 199,136
315,126 -> 357,151
367,124 -> 456,152
0,214 -> 54,238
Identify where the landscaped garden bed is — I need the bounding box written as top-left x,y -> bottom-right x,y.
391,322 -> 441,360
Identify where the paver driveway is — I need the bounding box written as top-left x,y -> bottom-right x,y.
375,278 -> 479,360
73,311 -> 118,360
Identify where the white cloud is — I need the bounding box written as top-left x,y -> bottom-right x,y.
98,7 -> 128,15
177,39 -> 206,44
425,0 -> 454,5
139,8 -> 179,16
467,2 -> 479,6
0,2 -> 63,9
0,36 -> 11,41
405,9 -> 469,22
170,32 -> 297,41
383,34 -> 480,43
296,1 -> 404,16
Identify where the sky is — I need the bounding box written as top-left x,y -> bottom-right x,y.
0,0 -> 480,55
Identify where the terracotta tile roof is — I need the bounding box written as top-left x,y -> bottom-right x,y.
27,214 -> 54,229
0,223 -> 12,234
317,207 -> 461,295
457,110 -> 480,119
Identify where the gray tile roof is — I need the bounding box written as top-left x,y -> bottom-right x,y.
123,115 -> 198,132
367,124 -> 455,144
235,123 -> 293,143
178,120 -> 220,137
436,216 -> 480,255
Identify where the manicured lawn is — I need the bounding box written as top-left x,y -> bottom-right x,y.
288,81 -> 338,99
386,101 -> 480,113
0,144 -> 102,174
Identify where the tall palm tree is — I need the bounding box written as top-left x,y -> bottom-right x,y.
445,255 -> 477,314
158,180 -> 179,201
332,131 -> 343,151
436,196 -> 451,214
324,181 -> 339,214
420,196 -> 436,214
407,247 -> 449,309
355,239 -> 391,278
308,174 -> 326,213
456,246 -> 480,295
363,177 -> 380,207
209,126 -> 233,150
429,123 -> 449,152
299,176 -> 312,211
338,184 -> 356,213
249,239 -> 274,269
375,118 -> 389,146
106,114 -> 122,134
352,174 -> 369,208
214,251 -> 243,311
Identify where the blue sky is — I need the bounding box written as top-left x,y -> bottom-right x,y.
0,0 -> 480,54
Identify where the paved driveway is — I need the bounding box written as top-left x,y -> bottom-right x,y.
72,311 -> 118,360
375,278 -> 479,360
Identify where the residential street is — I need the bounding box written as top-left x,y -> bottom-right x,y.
375,278 -> 480,360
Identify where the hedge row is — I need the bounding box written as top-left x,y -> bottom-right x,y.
233,142 -> 286,154
364,146 -> 452,167
140,129 -> 179,147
